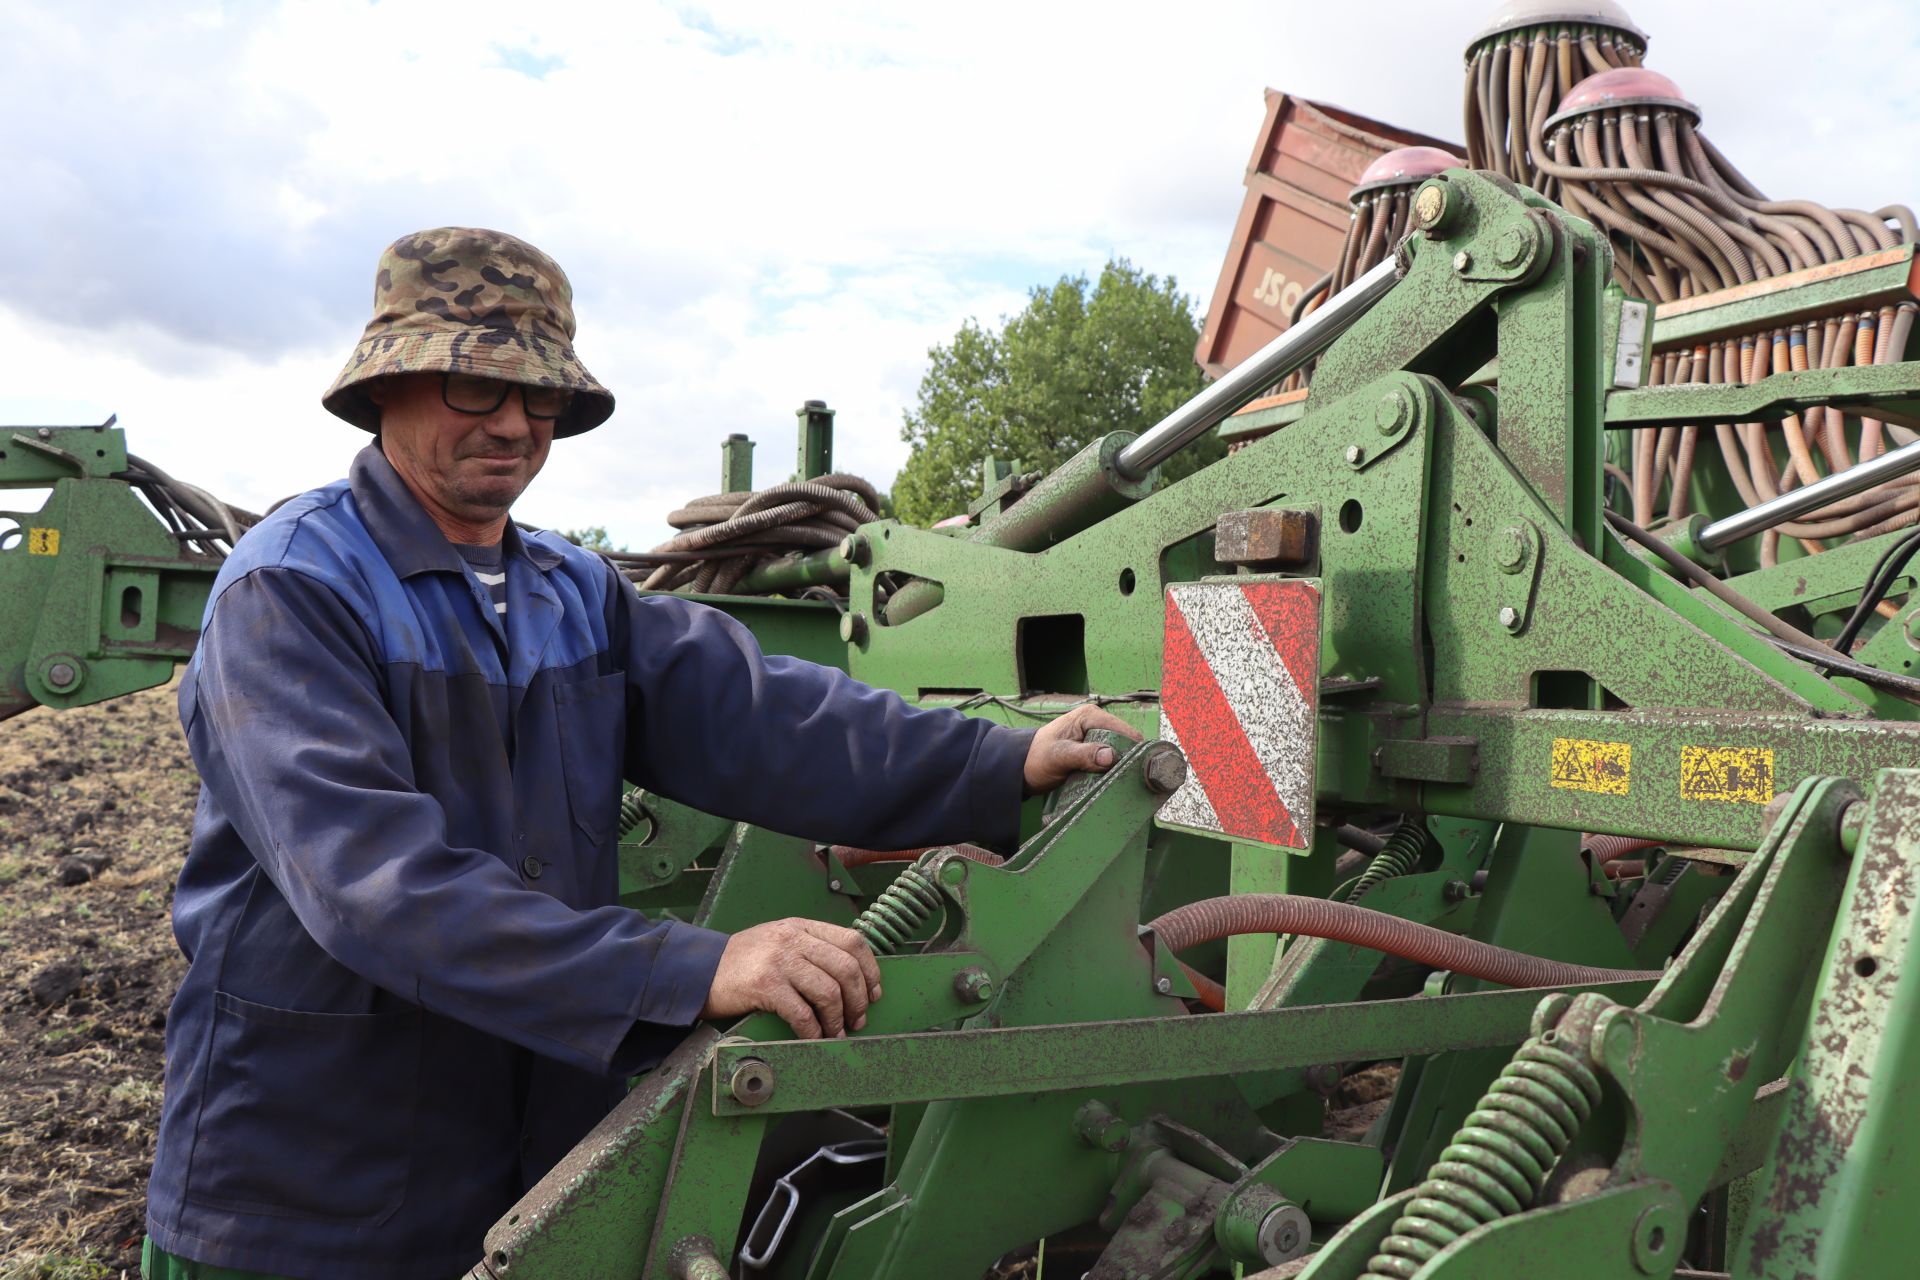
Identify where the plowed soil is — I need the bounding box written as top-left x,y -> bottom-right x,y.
0,681 -> 194,1279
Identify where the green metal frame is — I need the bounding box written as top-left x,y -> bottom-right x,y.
0,423 -> 216,719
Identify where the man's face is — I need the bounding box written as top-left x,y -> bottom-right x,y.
369,373 -> 556,526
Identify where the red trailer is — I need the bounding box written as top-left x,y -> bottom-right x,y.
1196,94 -> 1460,378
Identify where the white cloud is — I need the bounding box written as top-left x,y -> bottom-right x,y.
3,0 -> 1916,546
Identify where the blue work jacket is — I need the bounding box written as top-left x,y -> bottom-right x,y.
146,445 -> 1033,1279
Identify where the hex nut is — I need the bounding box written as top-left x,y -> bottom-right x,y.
1453,250 -> 1473,273
1143,744 -> 1188,796
1154,975 -> 1174,995
1344,444 -> 1365,465
728,1058 -> 775,1107
1497,605 -> 1521,629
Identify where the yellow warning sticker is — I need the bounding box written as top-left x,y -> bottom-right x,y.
1551,738 -> 1632,796
1680,746 -> 1774,804
26,528 -> 58,556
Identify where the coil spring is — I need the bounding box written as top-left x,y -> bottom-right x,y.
1362,1028 -> 1602,1278
617,787 -> 649,839
852,865 -> 943,955
1343,818 -> 1433,903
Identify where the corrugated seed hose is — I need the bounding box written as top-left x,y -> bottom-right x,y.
1147,895 -> 1660,997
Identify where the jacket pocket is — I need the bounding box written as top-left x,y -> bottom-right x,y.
183,992 -> 419,1224
552,671 -> 627,847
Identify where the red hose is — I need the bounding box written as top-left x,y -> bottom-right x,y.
1179,964 -> 1227,1013
830,844 -> 1004,869
1147,895 -> 1659,990
1583,835 -> 1663,864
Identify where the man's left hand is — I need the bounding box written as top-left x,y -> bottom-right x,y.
1022,704 -> 1144,794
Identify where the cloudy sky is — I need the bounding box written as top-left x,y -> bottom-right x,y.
3,1 -> 1915,547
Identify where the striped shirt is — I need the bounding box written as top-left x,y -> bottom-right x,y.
453,540 -> 508,621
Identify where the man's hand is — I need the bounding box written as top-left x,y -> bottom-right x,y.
700,918 -> 883,1039
1022,704 -> 1145,794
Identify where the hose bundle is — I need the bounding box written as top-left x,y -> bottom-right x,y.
1461,2 -> 1647,199
1532,65 -> 1918,563
628,474 -> 882,596
121,452 -> 261,556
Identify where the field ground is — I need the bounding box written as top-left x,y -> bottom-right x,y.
0,682 -> 193,1279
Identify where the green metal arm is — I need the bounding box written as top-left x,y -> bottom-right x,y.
0,423 -> 217,719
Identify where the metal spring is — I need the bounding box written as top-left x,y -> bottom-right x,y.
852,865 -> 943,955
1362,1029 -> 1602,1278
1342,818 -> 1433,903
618,787 -> 649,839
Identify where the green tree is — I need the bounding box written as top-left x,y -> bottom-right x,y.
892,259 -> 1219,527
558,525 -> 623,552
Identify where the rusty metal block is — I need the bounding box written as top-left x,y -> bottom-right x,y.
1215,508 -> 1317,567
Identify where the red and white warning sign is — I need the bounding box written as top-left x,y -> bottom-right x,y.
1157,579 -> 1320,849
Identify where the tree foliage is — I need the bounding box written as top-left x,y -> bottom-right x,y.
891,259 -> 1219,527
558,525 -> 623,552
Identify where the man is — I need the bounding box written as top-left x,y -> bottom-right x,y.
143,227 -> 1138,1279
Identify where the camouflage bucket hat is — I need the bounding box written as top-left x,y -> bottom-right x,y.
322,227 -> 614,438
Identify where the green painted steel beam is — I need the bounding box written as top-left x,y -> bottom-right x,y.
1645,244 -> 1917,348
1605,360 -> 1920,428
1412,705 -> 1920,851
709,981 -> 1653,1116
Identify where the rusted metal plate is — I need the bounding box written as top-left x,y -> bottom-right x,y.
1196,93 -> 1461,379
1157,578 -> 1320,848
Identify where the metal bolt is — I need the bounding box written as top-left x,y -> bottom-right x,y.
1375,392 -> 1408,436
1903,609 -> 1920,650
36,427 -> 51,440
1344,444 -> 1365,465
1413,183 -> 1446,229
827,878 -> 844,893
1494,526 -> 1528,572
728,1058 -> 775,1107
1443,878 -> 1472,901
838,532 -> 871,568
1162,1218 -> 1191,1244
1143,743 -> 1188,796
1496,225 -> 1531,267
1154,976 -> 1174,995
1453,250 -> 1473,273
839,611 -> 868,645
935,853 -> 968,885
953,967 -> 994,1004
1497,605 -> 1521,630
46,662 -> 76,689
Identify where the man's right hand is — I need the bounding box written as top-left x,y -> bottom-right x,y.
700,918 -> 883,1038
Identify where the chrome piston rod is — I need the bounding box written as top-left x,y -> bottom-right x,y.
1112,256 -> 1402,482
1697,437 -> 1920,551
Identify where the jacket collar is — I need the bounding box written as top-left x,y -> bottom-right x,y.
348,444 -> 564,577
